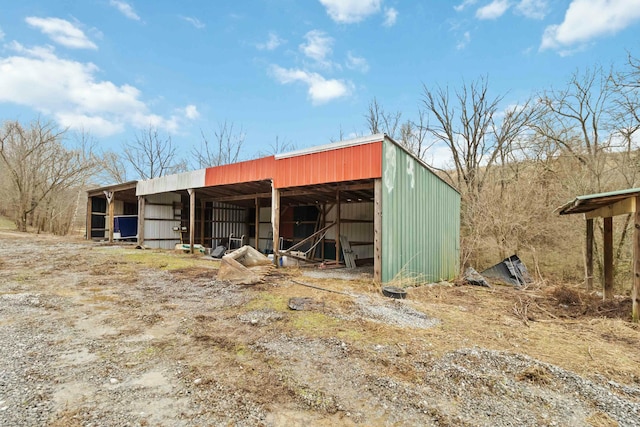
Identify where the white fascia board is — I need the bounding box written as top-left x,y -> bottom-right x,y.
136,169 -> 206,196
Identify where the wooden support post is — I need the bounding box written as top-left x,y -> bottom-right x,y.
255,197 -> 260,251
585,218 -> 594,290
137,196 -> 145,246
374,178 -> 382,283
336,190 -> 341,264
105,191 -> 114,243
272,185 -> 280,267
200,200 -> 205,246
321,204 -> 326,261
86,196 -> 92,240
603,216 -> 614,300
633,197 -> 640,322
188,189 -> 195,254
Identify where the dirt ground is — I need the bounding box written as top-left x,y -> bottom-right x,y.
0,230 -> 639,426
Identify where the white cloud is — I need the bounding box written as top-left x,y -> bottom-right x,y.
383,7 -> 398,27
184,104 -> 199,120
515,0 -> 548,19
257,32 -> 284,51
540,0 -> 640,51
346,52 -> 369,73
109,0 -> 141,21
454,0 -> 478,12
181,16 -> 205,29
475,0 -> 510,20
25,17 -> 97,49
300,30 -> 334,65
56,112 -> 125,136
0,42 -> 180,136
424,142 -> 454,170
456,31 -> 471,49
0,26 -> 5,41
319,0 -> 381,23
270,65 -> 352,105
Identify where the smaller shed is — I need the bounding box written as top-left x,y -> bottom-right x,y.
86,181 -> 138,241
558,188 -> 640,322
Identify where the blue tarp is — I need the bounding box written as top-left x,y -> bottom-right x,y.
114,215 -> 137,239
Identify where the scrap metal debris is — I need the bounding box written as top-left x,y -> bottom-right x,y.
217,245 -> 273,285
464,267 -> 491,288
482,255 -> 532,287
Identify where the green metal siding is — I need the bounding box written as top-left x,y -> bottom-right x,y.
381,139 -> 460,283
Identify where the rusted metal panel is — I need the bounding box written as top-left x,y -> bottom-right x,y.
137,170 -> 206,196
274,141 -> 382,188
381,140 -> 460,283
204,157 -> 276,187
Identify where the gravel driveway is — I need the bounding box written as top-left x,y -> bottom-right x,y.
1,232 -> 639,426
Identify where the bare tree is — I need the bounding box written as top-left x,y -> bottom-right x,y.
399,109 -> 431,159
422,76 -> 537,197
531,66 -> 623,194
254,135 -> 297,157
365,97 -> 402,139
0,119 -> 98,232
123,126 -> 186,180
100,151 -> 130,184
191,121 -> 245,168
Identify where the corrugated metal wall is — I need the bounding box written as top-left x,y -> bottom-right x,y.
381,140 -> 460,283
210,201 -> 247,248
326,202 -> 374,260
258,207 -> 272,252
144,193 -> 182,249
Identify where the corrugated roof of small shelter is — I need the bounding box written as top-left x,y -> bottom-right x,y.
87,181 -> 138,197
557,187 -> 640,215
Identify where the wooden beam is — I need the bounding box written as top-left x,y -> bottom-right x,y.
137,196 -> 145,246
272,185 -> 280,267
255,197 -> 260,250
585,197 -> 636,219
336,190 -> 341,264
633,196 -> 640,322
585,218 -> 593,290
603,216 -> 614,300
278,183 -> 374,199
215,192 -> 272,203
321,204 -> 326,260
199,199 -> 205,246
374,178 -> 382,283
86,196 -> 92,240
188,189 -> 195,254
105,191 -> 114,243
282,222 -> 336,253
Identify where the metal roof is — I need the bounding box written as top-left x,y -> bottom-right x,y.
557,187 -> 640,215
87,181 -> 139,203
275,133 -> 385,159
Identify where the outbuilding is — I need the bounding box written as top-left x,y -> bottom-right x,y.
88,134 -> 460,284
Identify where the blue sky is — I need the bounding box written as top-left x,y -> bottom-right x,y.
1,0 -> 639,171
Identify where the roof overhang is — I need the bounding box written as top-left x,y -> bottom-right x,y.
87,181 -> 139,204
557,187 -> 640,218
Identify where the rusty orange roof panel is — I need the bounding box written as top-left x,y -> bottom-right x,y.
204,156 -> 276,186
274,141 -> 382,188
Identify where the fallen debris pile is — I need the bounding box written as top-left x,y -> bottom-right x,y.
217,245 -> 273,285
